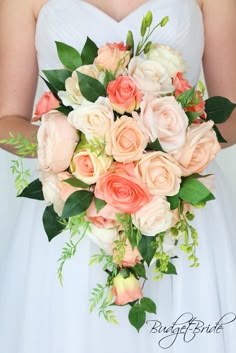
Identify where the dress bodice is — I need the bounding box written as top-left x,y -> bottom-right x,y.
35,0 -> 204,85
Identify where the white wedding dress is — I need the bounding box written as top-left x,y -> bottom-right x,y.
0,0 -> 236,352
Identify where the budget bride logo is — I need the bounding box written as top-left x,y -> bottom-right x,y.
146,312 -> 236,349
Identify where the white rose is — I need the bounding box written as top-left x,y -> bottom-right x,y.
146,44 -> 188,77
137,95 -> 188,152
87,225 -> 118,255
58,65 -> 104,109
128,57 -> 174,95
71,150 -> 112,185
40,172 -> 64,216
68,97 -> 114,141
132,196 -> 173,236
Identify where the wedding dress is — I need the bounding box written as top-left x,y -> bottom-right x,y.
0,0 -> 236,352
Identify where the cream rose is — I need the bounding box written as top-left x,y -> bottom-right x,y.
37,111 -> 79,173
58,65 -> 104,109
71,150 -> 112,185
146,44 -> 187,77
137,95 -> 188,152
172,121 -> 221,176
105,115 -> 148,162
87,225 -> 118,255
132,196 -> 173,236
128,57 -> 174,95
68,97 -> 114,141
135,151 -> 182,196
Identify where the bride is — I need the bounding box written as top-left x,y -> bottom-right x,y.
0,0 -> 236,352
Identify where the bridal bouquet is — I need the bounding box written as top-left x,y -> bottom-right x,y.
3,11 -> 235,330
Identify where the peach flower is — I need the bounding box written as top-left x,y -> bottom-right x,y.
94,42 -> 130,76
71,150 -> 112,185
132,196 -> 173,236
68,97 -> 114,141
135,151 -> 182,196
94,162 -> 151,214
58,65 -> 104,109
137,95 -> 188,152
107,76 -> 142,114
105,115 -> 148,162
113,238 -> 142,267
128,57 -> 174,95
37,110 -> 79,173
33,92 -> 59,122
86,200 -> 119,229
112,273 -> 143,305
172,120 -> 221,176
146,44 -> 187,78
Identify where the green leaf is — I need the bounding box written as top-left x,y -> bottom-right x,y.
128,304 -> 146,332
147,138 -> 165,152
205,96 -> 236,124
213,124 -> 227,143
81,37 -> 98,65
140,297 -> 157,314
77,72 -> 106,102
56,106 -> 73,116
40,76 -> 60,98
43,69 -> 71,91
18,178 -> 44,200
177,86 -> 196,107
61,190 -> 93,218
186,111 -> 200,125
156,260 -> 177,275
131,263 -> 147,279
103,71 -> 115,89
62,177 -> 89,188
167,194 -> 179,210
179,178 -> 215,204
94,197 -> 107,213
43,205 -> 67,241
55,41 -> 82,71
138,235 -> 157,266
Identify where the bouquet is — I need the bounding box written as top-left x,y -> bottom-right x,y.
2,11 -> 235,331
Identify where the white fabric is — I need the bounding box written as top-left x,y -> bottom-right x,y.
0,1 -> 236,352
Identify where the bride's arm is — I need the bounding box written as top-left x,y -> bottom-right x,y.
0,0 -> 42,155
201,0 -> 236,148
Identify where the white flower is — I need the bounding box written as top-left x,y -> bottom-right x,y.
87,225 -> 118,255
128,56 -> 174,95
146,44 -> 188,77
132,196 -> 173,236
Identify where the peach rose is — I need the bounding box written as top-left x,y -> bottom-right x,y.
146,44 -> 187,78
112,273 -> 143,305
87,224 -> 118,255
173,73 -> 206,118
172,121 -> 221,176
94,162 -> 151,214
107,76 -> 142,114
37,110 -> 79,173
135,151 -> 182,196
113,238 -> 142,267
58,65 -> 104,109
33,92 -> 59,122
94,42 -> 130,76
71,149 -> 112,185
86,200 -> 119,229
132,196 -> 173,236
105,115 -> 148,162
128,57 -> 174,95
137,95 -> 188,152
68,97 -> 114,141
57,172 -> 79,202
